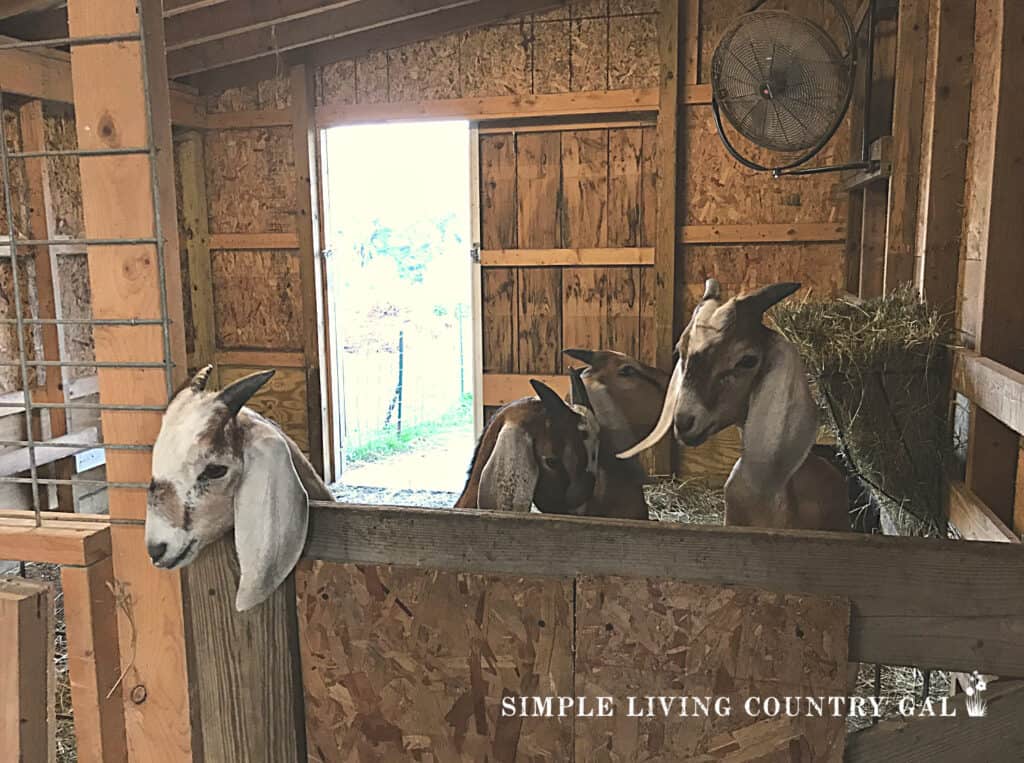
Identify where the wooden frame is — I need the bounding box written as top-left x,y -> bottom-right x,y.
0,519 -> 127,763
304,502 -> 1024,676
0,576 -> 54,763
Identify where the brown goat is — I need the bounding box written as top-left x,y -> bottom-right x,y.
564,349 -> 670,520
455,373 -> 600,514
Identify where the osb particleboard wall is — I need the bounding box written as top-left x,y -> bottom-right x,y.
201,0 -> 858,480
297,562 -> 850,761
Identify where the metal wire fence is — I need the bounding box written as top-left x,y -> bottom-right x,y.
0,28 -> 174,527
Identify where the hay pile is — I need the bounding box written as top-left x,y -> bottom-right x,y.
770,288 -> 953,536
645,478 -> 725,526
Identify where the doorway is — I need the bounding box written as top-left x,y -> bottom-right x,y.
321,120 -> 477,506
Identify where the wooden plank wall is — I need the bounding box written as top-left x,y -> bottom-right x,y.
198,0 -> 855,483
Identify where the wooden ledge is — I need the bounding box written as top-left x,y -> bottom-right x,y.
0,517 -> 112,566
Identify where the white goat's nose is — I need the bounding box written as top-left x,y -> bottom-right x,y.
147,542 -> 167,563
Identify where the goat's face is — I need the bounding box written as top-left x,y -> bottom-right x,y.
563,348 -> 669,442
619,280 -> 802,457
146,366 -> 310,611
145,376 -> 245,571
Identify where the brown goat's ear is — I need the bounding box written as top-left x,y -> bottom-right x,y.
568,367 -> 594,413
531,379 -> 571,420
217,369 -> 275,417
736,282 -> 801,317
189,364 -> 214,393
563,348 -> 596,366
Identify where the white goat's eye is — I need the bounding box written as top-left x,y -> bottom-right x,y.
735,354 -> 759,369
200,463 -> 228,480
542,456 -> 559,470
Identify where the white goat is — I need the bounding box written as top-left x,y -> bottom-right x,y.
619,279 -> 848,532
145,365 -> 332,611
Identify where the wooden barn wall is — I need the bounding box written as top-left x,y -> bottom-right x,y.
201,0 -> 855,482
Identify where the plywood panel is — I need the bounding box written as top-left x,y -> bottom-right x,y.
574,577 -> 849,761
533,20 -> 571,94
517,268 -> 562,374
683,107 -> 847,226
388,37 -> 460,102
317,59 -> 355,107
609,13 -> 659,89
204,127 -> 296,234
57,253 -> 95,380
219,365 -> 309,452
480,134 -> 517,250
639,125 -> 657,247
355,51 -> 389,105
460,23 -> 532,98
516,132 -> 561,248
297,563 -> 573,762
561,129 -> 608,247
43,108 -> 84,239
571,16 -> 610,91
211,249 -> 303,351
0,108 -> 27,239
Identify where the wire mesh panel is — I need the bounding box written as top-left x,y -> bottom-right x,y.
0,30 -> 177,527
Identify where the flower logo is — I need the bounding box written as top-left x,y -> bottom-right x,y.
964,671 -> 988,718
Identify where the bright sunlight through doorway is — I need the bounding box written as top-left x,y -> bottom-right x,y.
321,121 -> 475,506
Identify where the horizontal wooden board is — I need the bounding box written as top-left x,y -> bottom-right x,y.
480,247 -> 653,266
953,349 -> 1024,436
304,503 -> 1024,675
482,373 -> 569,406
208,232 -> 300,250
948,481 -> 1019,543
204,108 -> 293,130
214,350 -> 305,368
0,517 -> 111,566
315,88 -> 661,127
680,222 -> 847,244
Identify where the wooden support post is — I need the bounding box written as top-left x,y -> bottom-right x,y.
0,577 -> 54,763
19,98 -> 74,511
65,0 -> 193,759
290,64 -> 327,477
61,556 -> 128,763
177,131 -> 216,377
962,0 -> 1024,527
859,184 -> 887,298
883,0 -> 929,291
683,0 -> 700,85
653,0 -> 682,475
915,0 -> 976,310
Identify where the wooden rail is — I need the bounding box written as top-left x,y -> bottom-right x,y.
480,247 -> 654,267
304,502 -> 1024,676
953,348 -> 1024,436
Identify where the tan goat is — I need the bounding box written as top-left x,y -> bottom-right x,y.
619,280 -> 849,532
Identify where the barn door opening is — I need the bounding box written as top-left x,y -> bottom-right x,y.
321,121 -> 477,505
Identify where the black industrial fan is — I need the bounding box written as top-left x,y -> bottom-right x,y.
710,0 -> 875,177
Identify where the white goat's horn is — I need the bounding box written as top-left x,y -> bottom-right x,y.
703,278 -> 721,300
617,363 -> 682,459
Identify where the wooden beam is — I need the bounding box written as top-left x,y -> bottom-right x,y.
683,0 -> 699,84
177,132 -> 217,372
0,39 -> 206,128
207,232 -> 300,250
163,0 -> 231,17
61,556 -> 128,763
948,481 -> 1019,543
204,108 -> 292,129
652,0 -> 682,475
953,349 -> 1024,436
482,373 -> 569,407
962,0 -> 1024,527
480,247 -> 654,267
168,0 -> 557,78
304,502 -> 1024,675
18,98 -> 74,510
859,183 -> 887,298
0,427 -> 99,475
680,223 -> 847,245
0,577 -> 53,763
0,517 -> 111,566
914,0 -> 975,311
883,0 -> 929,291
315,88 -> 659,129
66,1 -> 194,758
846,679 -> 1024,761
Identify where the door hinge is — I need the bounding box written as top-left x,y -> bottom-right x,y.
470,245 -> 480,263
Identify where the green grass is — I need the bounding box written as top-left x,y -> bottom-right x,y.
345,393 -> 473,465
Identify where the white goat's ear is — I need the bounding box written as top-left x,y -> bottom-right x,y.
233,426 -> 309,611
478,424 -> 538,512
